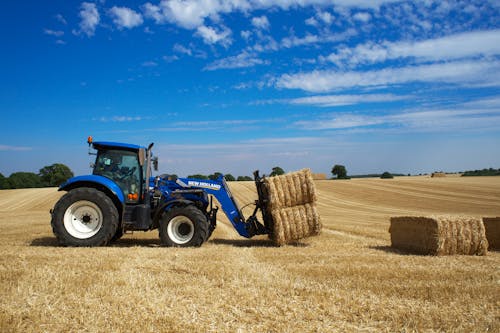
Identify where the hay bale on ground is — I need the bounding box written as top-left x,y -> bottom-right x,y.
389,216 -> 488,256
431,172 -> 446,178
312,173 -> 327,180
483,217 -> 500,250
270,203 -> 322,246
263,168 -> 322,246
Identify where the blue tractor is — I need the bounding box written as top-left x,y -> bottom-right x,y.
50,138 -> 271,247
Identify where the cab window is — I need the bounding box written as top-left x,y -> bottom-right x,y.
93,150 -> 141,203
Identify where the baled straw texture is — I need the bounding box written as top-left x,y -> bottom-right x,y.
270,203 -> 322,246
263,168 -> 321,245
265,168 -> 317,210
389,215 -> 488,256
482,217 -> 500,250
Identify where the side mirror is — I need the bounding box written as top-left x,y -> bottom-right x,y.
152,157 -> 158,171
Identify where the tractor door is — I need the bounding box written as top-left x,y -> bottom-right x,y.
93,149 -> 142,204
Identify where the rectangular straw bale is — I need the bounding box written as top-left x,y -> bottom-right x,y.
390,216 -> 488,256
270,203 -> 321,246
483,217 -> 500,250
265,168 -> 317,210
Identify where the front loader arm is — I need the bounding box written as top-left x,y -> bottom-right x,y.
175,176 -> 267,238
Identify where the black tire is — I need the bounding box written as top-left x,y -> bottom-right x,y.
110,228 -> 124,242
159,205 -> 208,247
51,187 -> 119,247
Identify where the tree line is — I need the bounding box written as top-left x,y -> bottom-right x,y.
0,164 -> 74,189
187,167 -> 286,182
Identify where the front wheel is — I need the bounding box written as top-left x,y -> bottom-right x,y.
51,187 -> 119,246
159,205 -> 208,247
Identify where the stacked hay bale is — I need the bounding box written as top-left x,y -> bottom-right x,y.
389,216 -> 488,255
483,217 -> 500,250
263,168 -> 321,246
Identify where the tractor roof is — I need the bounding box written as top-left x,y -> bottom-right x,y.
92,141 -> 145,151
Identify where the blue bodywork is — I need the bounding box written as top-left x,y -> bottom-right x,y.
59,140 -> 254,239
59,175 -> 126,203
92,141 -> 145,151
156,175 -> 250,238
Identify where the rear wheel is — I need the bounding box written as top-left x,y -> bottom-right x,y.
159,205 -> 208,247
51,187 -> 118,246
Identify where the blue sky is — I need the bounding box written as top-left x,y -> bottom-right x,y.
1,0 -> 499,177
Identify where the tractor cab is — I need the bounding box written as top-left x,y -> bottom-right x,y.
91,142 -> 145,203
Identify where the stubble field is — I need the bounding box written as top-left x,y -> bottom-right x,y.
0,176 -> 499,332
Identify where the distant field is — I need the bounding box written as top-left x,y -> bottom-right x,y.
1,176 -> 499,332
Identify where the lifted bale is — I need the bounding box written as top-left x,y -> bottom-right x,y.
270,203 -> 322,246
483,217 -> 500,250
261,168 -> 321,246
389,216 -> 488,256
265,168 -> 317,210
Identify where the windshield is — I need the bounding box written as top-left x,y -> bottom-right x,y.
93,149 -> 141,203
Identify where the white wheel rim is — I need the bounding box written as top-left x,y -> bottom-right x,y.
63,200 -> 103,239
167,216 -> 194,244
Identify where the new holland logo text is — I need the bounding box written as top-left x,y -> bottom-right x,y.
187,181 -> 221,191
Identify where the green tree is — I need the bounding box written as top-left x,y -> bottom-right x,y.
224,174 -> 235,181
380,171 -> 394,179
187,174 -> 209,180
331,164 -> 348,179
39,163 -> 74,187
208,172 -> 223,180
7,172 -> 43,189
237,176 -> 253,181
0,173 -> 6,189
270,166 -> 285,177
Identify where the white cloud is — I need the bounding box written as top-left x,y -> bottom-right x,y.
95,116 -> 147,122
326,29 -> 500,67
276,59 -> 500,92
353,12 -> 371,22
173,43 -> 192,55
142,61 -> 158,67
204,51 -> 267,71
162,55 -> 179,62
0,145 -> 32,151
44,29 -> 64,37
295,107 -> 500,132
317,11 -> 333,25
109,6 -> 143,29
281,29 -> 356,48
241,30 -> 251,40
75,2 -> 100,37
140,0 -> 398,30
195,25 -> 232,46
288,93 -> 408,107
305,16 -> 318,26
251,15 -> 270,30
55,14 -> 67,25
142,2 -> 165,24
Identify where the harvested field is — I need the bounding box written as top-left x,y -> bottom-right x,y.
1,176 -> 499,332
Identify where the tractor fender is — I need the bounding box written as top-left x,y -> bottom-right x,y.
58,175 -> 125,209
152,199 -> 196,229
